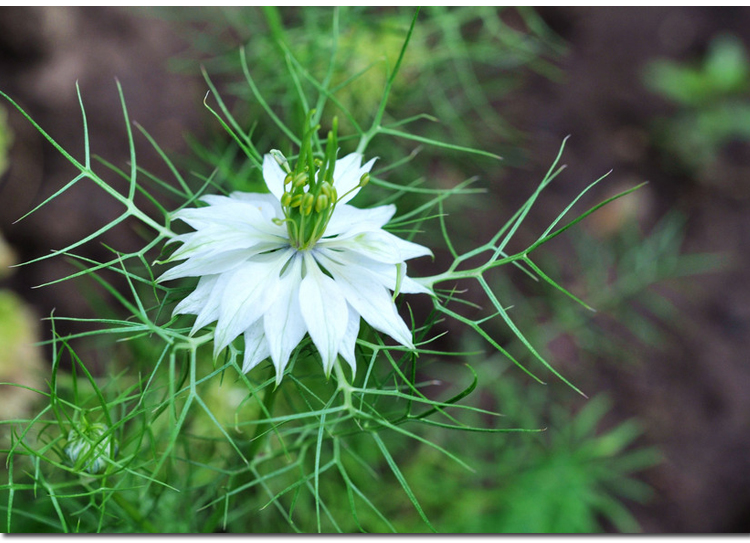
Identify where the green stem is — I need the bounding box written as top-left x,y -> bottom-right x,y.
333,358 -> 354,411
356,8 -> 421,155
262,6 -> 288,53
247,378 -> 280,461
126,200 -> 175,240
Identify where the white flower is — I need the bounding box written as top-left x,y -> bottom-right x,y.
160,151 -> 432,384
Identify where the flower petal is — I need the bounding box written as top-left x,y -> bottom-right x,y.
174,202 -> 285,238
314,251 -> 414,349
324,204 -> 396,237
173,274 -> 217,316
214,250 -> 294,356
338,306 -> 360,377
298,252 -> 348,375
169,225 -> 286,260
263,253 -> 307,384
331,153 -> 362,201
326,229 -> 432,265
200,192 -> 284,223
334,154 -> 378,205
171,274 -> 230,335
393,262 -> 432,295
227,192 -> 284,222
242,319 -> 270,374
315,247 -> 431,295
160,244 -> 280,282
263,153 -> 287,201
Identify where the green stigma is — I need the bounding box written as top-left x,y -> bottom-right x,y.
275,114 -> 362,251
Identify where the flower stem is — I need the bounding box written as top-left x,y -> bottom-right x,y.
333,358 -> 353,410
247,376 -> 280,461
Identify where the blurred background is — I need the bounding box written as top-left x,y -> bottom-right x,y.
0,6 -> 749,533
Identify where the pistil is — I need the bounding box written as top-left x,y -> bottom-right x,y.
276,115 -> 347,251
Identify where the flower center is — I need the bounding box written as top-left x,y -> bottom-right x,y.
272,115 -> 369,251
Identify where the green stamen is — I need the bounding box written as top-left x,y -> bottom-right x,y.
301,193 -> 315,215
276,115 -> 356,250
315,194 -> 329,213
270,149 -> 292,173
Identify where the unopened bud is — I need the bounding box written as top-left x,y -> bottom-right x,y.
64,421 -> 118,475
280,193 -> 293,207
359,173 -> 370,187
290,194 -> 305,208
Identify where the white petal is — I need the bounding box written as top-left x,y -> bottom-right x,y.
338,306 -> 360,377
214,250 -> 294,356
298,252 -> 348,375
174,202 -> 285,238
173,274 -> 219,317
263,153 -> 287,201
314,251 -> 414,349
190,273 -> 231,334
195,193 -> 233,206
324,204 -> 396,237
327,229 -> 432,265
200,192 -> 284,223
160,245 -> 274,282
171,274 -> 229,336
331,153 -> 362,202
169,226 -> 286,261
393,262 -> 432,295
197,194 -> 235,207
334,154 -> 377,205
315,247 -> 431,295
263,253 -> 307,384
242,320 -> 270,374
334,152 -> 362,178
228,192 -> 284,222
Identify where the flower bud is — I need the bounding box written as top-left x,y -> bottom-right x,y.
280,192 -> 293,207
64,421 -> 118,475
